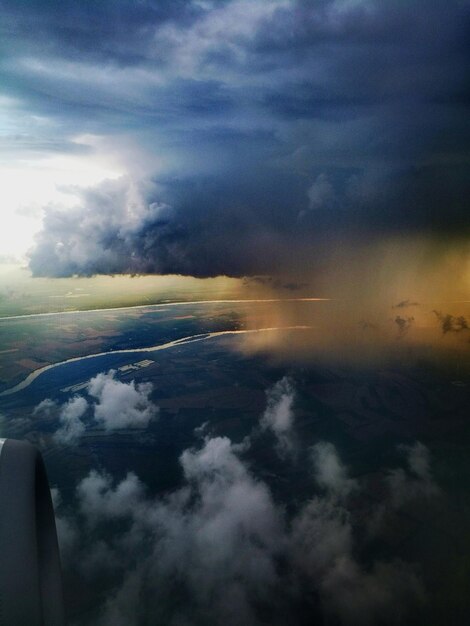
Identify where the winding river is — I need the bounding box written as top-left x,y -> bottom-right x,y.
0,326 -> 310,397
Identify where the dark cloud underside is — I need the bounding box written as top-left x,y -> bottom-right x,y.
0,0 -> 467,278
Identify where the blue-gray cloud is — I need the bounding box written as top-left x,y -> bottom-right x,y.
1,0 -> 467,277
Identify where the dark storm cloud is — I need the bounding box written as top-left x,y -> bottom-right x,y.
433,310 -> 470,334
1,0 -> 467,277
243,276 -> 309,291
393,300 -> 420,309
358,320 -> 377,331
0,1 -> 197,63
394,315 -> 415,336
29,171 -> 302,277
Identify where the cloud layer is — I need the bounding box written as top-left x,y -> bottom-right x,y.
54,435 -> 435,626
51,378 -> 439,625
0,0 -> 464,280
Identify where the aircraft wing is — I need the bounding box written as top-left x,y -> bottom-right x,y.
0,439 -> 64,625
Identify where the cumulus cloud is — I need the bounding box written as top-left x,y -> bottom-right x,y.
394,315 -> 414,337
88,370 -> 158,430
50,488 -> 78,559
260,376 -> 296,457
367,442 -> 440,536
53,396 -> 88,445
290,496 -> 423,625
388,441 -> 440,508
71,436 -> 284,626
33,398 -> 57,416
291,440 -> 424,625
311,441 -> 358,499
433,310 -> 469,334
33,370 -> 158,445
53,435 -> 437,625
77,470 -> 146,525
29,178 -> 178,277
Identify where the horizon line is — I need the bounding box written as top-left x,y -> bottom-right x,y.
0,297 -> 331,322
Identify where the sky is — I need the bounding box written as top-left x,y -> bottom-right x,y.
0,0 -> 469,293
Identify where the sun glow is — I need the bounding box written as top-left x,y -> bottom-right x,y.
0,149 -> 122,262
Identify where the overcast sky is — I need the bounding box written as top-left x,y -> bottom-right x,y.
1,0 -> 468,280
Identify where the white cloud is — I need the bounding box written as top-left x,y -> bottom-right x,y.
311,441 -> 358,499
33,398 -> 57,416
53,395 -> 88,445
88,370 -> 158,430
260,376 -> 296,456
77,470 -> 146,525
0,147 -> 122,262
35,370 -> 159,446
73,436 -> 284,626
